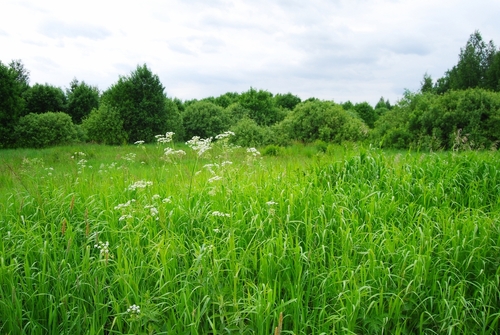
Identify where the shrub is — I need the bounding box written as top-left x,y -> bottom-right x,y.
230,117 -> 270,147
182,101 -> 230,139
15,112 -> 78,148
82,104 -> 128,145
262,144 -> 282,156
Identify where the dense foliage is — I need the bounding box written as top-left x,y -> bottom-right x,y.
15,112 -> 78,148
1,30 -> 500,150
101,64 -> 170,143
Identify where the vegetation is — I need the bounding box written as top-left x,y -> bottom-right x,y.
1,140 -> 499,334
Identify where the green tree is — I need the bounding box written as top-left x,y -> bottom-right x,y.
420,73 -> 434,93
164,97 -> 185,141
485,50 -> 500,91
274,92 -> 301,110
182,101 -> 230,139
66,79 -> 100,124
8,59 -> 30,94
0,61 -> 25,147
437,31 -> 497,92
239,87 -> 283,126
23,83 -> 67,115
214,92 -> 239,108
101,64 -> 169,143
354,102 -> 376,128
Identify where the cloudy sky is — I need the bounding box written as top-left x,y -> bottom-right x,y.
1,0 -> 499,105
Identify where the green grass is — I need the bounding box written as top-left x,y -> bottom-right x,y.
1,140 -> 499,334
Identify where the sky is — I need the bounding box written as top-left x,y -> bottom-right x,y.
1,0 -> 499,106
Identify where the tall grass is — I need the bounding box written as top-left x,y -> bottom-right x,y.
0,140 -> 499,334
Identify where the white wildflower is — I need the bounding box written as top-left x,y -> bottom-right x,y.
162,197 -> 172,203
127,180 -> 153,191
212,211 -> 230,217
127,304 -> 141,316
186,136 -> 212,156
208,175 -> 222,183
247,148 -> 261,156
134,140 -> 145,145
215,131 -> 235,140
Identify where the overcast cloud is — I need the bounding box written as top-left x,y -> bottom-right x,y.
1,0 -> 499,105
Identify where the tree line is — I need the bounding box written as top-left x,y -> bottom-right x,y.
1,30 -> 500,150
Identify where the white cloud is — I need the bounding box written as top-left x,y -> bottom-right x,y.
1,0 -> 499,104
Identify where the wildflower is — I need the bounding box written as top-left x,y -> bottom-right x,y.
247,147 -> 261,156
212,211 -> 230,217
156,132 -> 175,144
208,175 -> 222,183
94,241 -> 110,255
266,200 -> 277,206
127,304 -> 141,316
114,199 -> 135,210
134,140 -> 145,145
122,153 -> 136,162
221,161 -> 233,166
164,147 -> 186,157
215,131 -> 235,140
186,136 -> 212,156
151,194 -> 161,200
145,205 -> 159,217
162,197 -> 172,203
119,214 -> 133,221
127,180 -> 153,191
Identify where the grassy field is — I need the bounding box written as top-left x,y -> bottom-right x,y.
1,136 -> 499,334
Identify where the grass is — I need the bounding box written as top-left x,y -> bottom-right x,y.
0,138 -> 499,334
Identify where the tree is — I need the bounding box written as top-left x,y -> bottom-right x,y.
354,102 -> 377,128
437,31 -> 498,92
164,97 -> 185,141
0,61 -> 24,147
23,83 -> 67,115
182,101 -> 230,139
66,79 -> 100,124
101,64 -> 169,143
8,59 -> 30,94
274,92 -> 301,110
239,87 -> 283,126
420,73 -> 434,93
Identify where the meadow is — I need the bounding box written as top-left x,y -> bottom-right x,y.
0,135 -> 499,334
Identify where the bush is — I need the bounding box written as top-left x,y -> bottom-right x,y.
282,100 -> 368,143
15,112 -> 78,148
82,104 -> 128,145
262,144 -> 282,156
182,101 -> 230,139
230,117 -> 270,147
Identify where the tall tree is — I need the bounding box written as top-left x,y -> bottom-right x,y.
101,64 -> 169,143
420,73 -> 434,93
66,79 -> 100,124
274,92 -> 301,110
239,87 -> 282,126
8,59 -> 30,94
0,61 -> 24,147
438,31 -> 498,92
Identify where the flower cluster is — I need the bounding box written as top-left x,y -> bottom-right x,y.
134,140 -> 145,145
212,211 -> 230,217
144,205 -> 159,219
114,199 -> 136,210
122,153 -> 136,162
247,147 -> 261,156
164,147 -> 186,158
215,131 -> 235,140
127,304 -> 141,316
127,180 -> 153,191
156,132 -> 175,144
94,240 -> 110,256
186,136 -> 213,156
